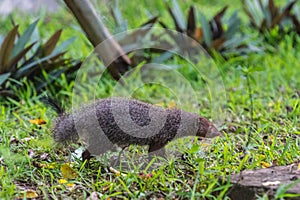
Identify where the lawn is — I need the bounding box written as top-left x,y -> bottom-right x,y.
0,0 -> 299,199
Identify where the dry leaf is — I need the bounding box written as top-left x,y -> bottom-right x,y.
154,102 -> 165,107
39,162 -> 57,169
19,189 -> 38,199
109,167 -> 126,176
272,159 -> 278,166
58,179 -> 68,184
102,184 -> 111,192
66,183 -> 76,190
58,179 -> 76,190
60,163 -> 77,179
29,119 -> 46,125
201,143 -> 210,147
138,172 -> 153,179
168,100 -> 177,108
261,161 -> 271,168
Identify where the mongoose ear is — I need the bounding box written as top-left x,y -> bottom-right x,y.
41,96 -> 64,115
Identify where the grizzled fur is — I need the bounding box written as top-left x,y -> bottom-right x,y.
51,97 -> 221,155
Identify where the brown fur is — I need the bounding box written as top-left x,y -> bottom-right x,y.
52,97 -> 222,155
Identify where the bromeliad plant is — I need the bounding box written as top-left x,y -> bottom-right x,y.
242,0 -> 298,44
289,5 -> 300,35
110,1 -> 160,65
160,0 -> 261,58
0,20 -> 80,99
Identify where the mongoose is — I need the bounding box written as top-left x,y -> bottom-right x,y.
45,97 -> 222,157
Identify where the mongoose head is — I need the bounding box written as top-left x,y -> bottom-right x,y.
197,117 -> 222,138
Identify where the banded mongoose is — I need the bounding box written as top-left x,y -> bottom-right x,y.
45,97 -> 222,157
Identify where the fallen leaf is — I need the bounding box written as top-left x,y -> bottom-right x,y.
61,163 -> 77,179
259,154 -> 266,159
201,143 -> 210,147
138,172 -> 153,179
155,102 -> 165,107
19,189 -> 38,199
29,119 -> 46,125
66,183 -> 76,190
39,162 -> 57,169
58,179 -> 68,184
261,161 -> 271,168
268,135 -> 274,141
109,167 -> 126,176
272,159 -> 278,166
168,100 -> 177,108
102,184 -> 112,192
298,163 -> 300,170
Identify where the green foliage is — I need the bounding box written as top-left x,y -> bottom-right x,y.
160,0 -> 262,58
242,0 -> 299,44
0,20 -> 80,99
109,1 -> 161,65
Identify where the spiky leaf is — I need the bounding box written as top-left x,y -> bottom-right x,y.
7,42 -> 36,72
224,11 -> 241,38
52,36 -> 76,55
0,72 -> 11,85
42,29 -> 63,56
11,19 -> 39,58
187,6 -> 196,36
211,6 -> 228,39
15,53 -> 66,79
270,0 -> 297,28
167,0 -> 186,31
110,2 -> 127,33
0,25 -> 19,73
199,12 -> 212,47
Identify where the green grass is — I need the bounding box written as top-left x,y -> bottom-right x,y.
1,0 -> 300,199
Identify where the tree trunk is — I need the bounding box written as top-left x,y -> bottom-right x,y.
63,0 -> 131,80
222,163 -> 300,200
